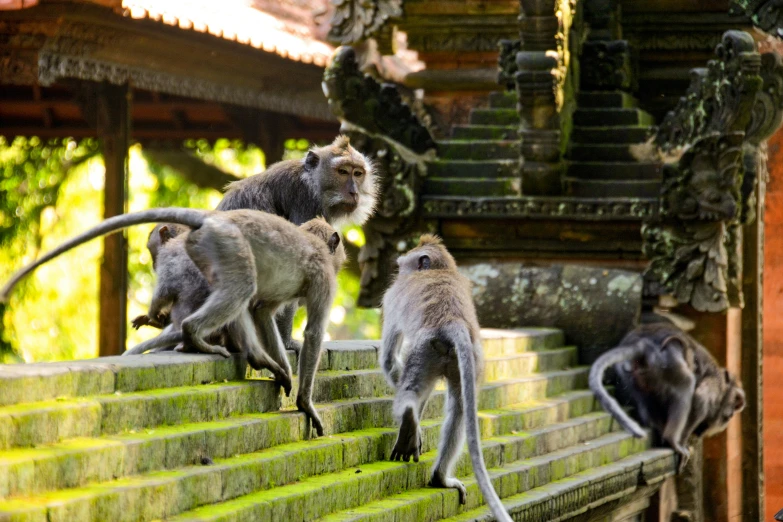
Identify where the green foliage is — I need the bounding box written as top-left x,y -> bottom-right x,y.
1,138 -> 379,362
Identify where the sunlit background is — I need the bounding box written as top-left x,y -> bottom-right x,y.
0,136 -> 380,363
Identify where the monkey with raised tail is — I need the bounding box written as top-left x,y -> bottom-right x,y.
1,208 -> 346,436
133,135 -> 378,354
589,323 -> 745,472
380,235 -> 513,522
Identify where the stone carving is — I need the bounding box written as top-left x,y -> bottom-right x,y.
729,0 -> 783,37
643,30 -> 783,312
498,39 -> 521,91
580,40 -> 634,91
422,196 -> 657,220
655,31 -> 762,152
643,133 -> 746,312
327,0 -> 403,45
323,45 -> 434,306
322,45 -> 436,153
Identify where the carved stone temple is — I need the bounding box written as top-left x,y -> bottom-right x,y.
323,0 -> 783,520
2,0 -> 783,521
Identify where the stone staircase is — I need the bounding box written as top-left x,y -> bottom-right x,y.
429,92 -> 521,197
565,91 -> 660,198
0,329 -> 675,521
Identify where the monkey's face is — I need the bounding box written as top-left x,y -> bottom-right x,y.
306,137 -> 377,226
705,370 -> 745,437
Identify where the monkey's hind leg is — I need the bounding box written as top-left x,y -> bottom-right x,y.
226,309 -> 291,395
274,302 -> 302,354
251,307 -> 294,396
662,377 -> 696,473
390,348 -> 439,463
429,375 -> 467,504
181,221 -> 257,358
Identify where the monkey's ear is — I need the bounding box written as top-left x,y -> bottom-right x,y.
661,335 -> 685,351
418,255 -> 430,270
327,232 -> 341,254
305,151 -> 320,171
158,225 -> 172,244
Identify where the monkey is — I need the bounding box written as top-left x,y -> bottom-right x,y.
0,208 -> 346,436
137,136 -> 378,355
589,322 -> 745,472
380,235 -> 512,522
216,135 -> 376,354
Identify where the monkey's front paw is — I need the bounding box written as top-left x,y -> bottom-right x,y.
296,396 -> 324,437
131,315 -> 151,330
390,407 -> 421,463
429,473 -> 467,505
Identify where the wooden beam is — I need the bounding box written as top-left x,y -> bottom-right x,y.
142,147 -> 242,191
92,81 -> 131,357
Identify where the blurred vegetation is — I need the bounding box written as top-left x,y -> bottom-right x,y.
0,137 -> 380,363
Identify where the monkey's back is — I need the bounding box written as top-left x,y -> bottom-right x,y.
216,160 -> 321,223
384,270 -> 480,340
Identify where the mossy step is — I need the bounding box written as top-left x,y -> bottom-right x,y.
488,91 -> 517,109
0,331 -> 563,408
0,362 -> 586,450
423,178 -> 521,197
0,390 -> 595,499
566,161 -> 661,180
437,140 -> 519,160
0,402 -> 606,521
577,91 -> 639,109
480,328 -> 565,355
567,143 -> 647,162
0,341 -> 378,408
571,125 -> 652,145
451,125 -> 518,141
573,109 -> 654,127
469,109 -> 519,126
443,449 -> 676,522
565,178 -> 660,198
427,159 -> 520,179
298,431 -> 651,522
160,414 -> 622,522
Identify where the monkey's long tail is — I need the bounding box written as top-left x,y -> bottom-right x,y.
447,323 -> 513,522
123,326 -> 183,356
588,344 -> 647,438
0,208 -> 206,303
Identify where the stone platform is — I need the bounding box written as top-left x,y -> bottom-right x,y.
0,329 -> 675,521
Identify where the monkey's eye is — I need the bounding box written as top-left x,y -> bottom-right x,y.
353,170 -> 364,178
338,168 -> 350,176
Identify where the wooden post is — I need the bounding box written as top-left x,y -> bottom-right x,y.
95,82 -> 131,356
741,158 -> 765,521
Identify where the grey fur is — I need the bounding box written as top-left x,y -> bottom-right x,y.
143,135 -> 378,354
589,323 -> 746,472
380,235 -> 512,522
1,208 -> 346,436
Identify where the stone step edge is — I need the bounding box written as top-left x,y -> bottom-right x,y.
0,329 -> 563,407
0,411 -> 614,520
168,430 -> 645,522
443,449 -> 676,522
0,390 -> 598,500
0,368 -> 589,450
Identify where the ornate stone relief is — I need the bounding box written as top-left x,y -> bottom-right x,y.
422,196 -> 657,220
729,0 -> 783,37
498,39 -> 521,91
644,30 -> 783,312
323,45 -> 435,306
580,40 -> 634,91
327,0 -> 403,45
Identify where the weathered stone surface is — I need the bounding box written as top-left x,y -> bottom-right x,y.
461,263 -> 643,363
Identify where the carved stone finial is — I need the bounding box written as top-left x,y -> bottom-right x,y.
497,39 -> 521,91
323,46 -> 436,154
327,0 -> 403,46
655,31 -> 761,152
580,40 -> 635,91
